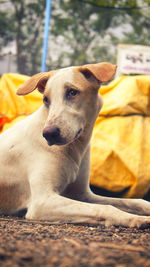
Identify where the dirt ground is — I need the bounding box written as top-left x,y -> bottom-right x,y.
0,216 -> 150,267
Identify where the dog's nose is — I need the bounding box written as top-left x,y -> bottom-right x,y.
43,126 -> 64,146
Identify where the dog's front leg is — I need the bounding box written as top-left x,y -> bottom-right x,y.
66,145 -> 150,217
84,191 -> 150,216
26,185 -> 150,228
26,170 -> 150,227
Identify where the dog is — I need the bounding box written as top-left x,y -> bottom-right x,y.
0,62 -> 150,228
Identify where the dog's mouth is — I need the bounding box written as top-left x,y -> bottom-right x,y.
43,127 -> 83,146
47,138 -> 67,146
75,128 -> 82,139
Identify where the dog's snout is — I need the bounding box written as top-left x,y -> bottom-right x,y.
43,126 -> 60,144
43,126 -> 60,139
43,126 -> 66,146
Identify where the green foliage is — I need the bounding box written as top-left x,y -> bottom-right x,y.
0,0 -> 150,74
48,0 -> 150,68
80,0 -> 150,8
0,0 -> 45,75
48,0 -> 120,68
123,4 -> 150,46
0,10 -> 15,46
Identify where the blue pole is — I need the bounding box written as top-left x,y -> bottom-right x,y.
41,0 -> 52,72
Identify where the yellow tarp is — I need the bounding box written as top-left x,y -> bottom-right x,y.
0,73 -> 42,131
91,75 -> 150,198
0,73 -> 150,198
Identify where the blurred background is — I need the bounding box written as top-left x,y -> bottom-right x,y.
0,0 -> 150,76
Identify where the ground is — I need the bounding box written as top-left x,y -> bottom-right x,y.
0,216 -> 150,267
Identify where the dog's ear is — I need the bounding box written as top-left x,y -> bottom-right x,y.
17,70 -> 57,95
79,62 -> 117,83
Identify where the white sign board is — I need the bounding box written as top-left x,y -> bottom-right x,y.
117,44 -> 150,76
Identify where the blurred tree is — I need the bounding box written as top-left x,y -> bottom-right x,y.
122,4 -> 150,46
47,0 -> 150,68
0,0 -> 150,74
80,0 -> 150,9
48,0 -> 119,68
0,0 -> 45,75
0,10 -> 15,47
13,0 -> 46,75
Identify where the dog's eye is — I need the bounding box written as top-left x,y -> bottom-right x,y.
66,89 -> 80,100
43,96 -> 50,107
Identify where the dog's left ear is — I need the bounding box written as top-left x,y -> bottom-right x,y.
79,62 -> 117,83
17,70 -> 57,95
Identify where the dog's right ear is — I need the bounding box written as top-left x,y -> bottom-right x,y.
17,70 -> 57,95
79,62 -> 117,84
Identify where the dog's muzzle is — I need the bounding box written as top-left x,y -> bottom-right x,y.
43,126 -> 67,146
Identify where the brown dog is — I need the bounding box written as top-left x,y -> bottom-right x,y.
0,62 -> 150,227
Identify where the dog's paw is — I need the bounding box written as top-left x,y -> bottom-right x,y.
128,216 -> 150,229
104,213 -> 150,229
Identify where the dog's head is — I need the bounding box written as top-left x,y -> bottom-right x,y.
17,62 -> 116,146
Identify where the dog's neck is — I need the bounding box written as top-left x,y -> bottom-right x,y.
65,119 -> 95,166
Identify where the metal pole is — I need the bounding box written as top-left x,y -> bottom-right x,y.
41,0 -> 52,72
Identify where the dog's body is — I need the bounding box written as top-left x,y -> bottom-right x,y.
1,62 -> 150,228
